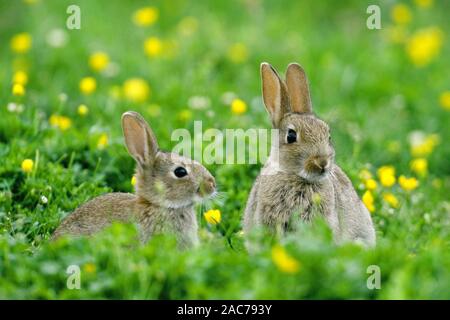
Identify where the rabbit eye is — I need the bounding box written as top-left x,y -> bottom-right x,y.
287,129 -> 297,144
174,167 -> 188,178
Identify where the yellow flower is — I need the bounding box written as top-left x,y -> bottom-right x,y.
365,179 -> 378,191
58,117 -> 72,131
177,110 -> 193,122
383,193 -> 399,208
79,77 -> 97,95
271,245 -> 300,274
362,190 -> 375,213
89,51 -> 109,72
398,175 -> 419,191
49,115 -> 59,127
144,37 -> 162,57
439,91 -> 450,111
77,104 -> 89,116
133,7 -> 159,27
377,165 -> 395,177
10,32 -> 32,53
231,98 -> 247,115
21,159 -> 34,173
380,174 -> 396,188
412,145 -> 431,158
178,16 -> 198,36
204,209 -> 221,225
123,78 -> 150,103
410,158 -> 428,177
359,169 -> 372,181
13,71 -> 28,85
228,43 -> 249,64
406,27 -> 443,67
83,263 -> 96,274
391,4 -> 412,25
377,166 -> 396,187
414,0 -> 433,8
12,84 -> 25,96
131,175 -> 137,186
49,115 -> 72,131
97,133 -> 108,149
410,134 -> 439,157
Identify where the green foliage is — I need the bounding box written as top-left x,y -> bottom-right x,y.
0,0 -> 449,299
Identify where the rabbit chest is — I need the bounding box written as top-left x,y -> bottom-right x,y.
257,172 -> 334,227
137,205 -> 198,247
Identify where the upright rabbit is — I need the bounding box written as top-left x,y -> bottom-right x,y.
243,63 -> 375,246
52,111 -> 216,248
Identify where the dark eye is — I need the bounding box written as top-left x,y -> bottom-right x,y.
174,167 -> 188,178
287,129 -> 297,144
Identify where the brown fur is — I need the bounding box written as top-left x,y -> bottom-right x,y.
243,63 -> 375,246
52,112 -> 216,248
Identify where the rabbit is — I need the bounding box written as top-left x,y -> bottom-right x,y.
52,111 -> 216,248
243,62 -> 376,247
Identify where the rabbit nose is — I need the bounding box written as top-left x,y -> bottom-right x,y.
312,158 -> 329,174
198,176 -> 216,196
206,176 -> 216,190
319,159 -> 328,170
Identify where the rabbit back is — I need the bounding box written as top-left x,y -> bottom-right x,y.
51,192 -> 137,240
52,192 -> 199,247
330,166 -> 376,246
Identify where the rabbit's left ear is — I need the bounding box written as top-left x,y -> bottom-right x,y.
122,111 -> 159,167
285,63 -> 312,113
261,62 -> 290,128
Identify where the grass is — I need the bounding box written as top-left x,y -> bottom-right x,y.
0,0 -> 449,299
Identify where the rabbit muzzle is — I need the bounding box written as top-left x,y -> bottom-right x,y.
197,176 -> 216,198
304,155 -> 331,177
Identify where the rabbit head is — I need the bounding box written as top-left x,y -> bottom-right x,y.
261,62 -> 335,182
122,111 -> 216,208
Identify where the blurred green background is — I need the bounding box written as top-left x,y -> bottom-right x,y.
0,0 -> 449,299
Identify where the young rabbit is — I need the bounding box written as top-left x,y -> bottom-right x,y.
243,62 -> 376,246
52,111 -> 216,248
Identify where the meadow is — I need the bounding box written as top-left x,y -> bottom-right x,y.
0,0 -> 449,299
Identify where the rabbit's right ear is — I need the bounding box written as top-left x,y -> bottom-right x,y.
122,111 -> 159,166
285,63 -> 312,113
261,62 -> 290,128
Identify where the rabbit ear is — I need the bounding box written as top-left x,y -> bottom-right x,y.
261,62 -> 290,128
122,111 -> 159,166
285,63 -> 312,113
